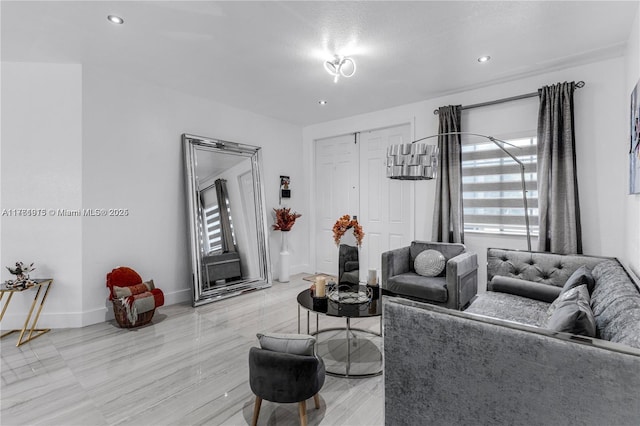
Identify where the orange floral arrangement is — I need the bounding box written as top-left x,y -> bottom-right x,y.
273,207 -> 302,231
332,215 -> 364,247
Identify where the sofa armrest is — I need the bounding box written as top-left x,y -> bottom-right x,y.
445,251 -> 478,310
381,246 -> 411,288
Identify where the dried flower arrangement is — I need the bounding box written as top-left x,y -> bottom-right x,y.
272,207 -> 302,231
332,215 -> 365,247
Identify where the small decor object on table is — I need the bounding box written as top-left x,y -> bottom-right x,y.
367,269 -> 378,286
5,261 -> 36,289
273,207 -> 302,283
333,215 -> 365,292
367,269 -> 380,298
314,276 -> 327,297
327,284 -> 372,304
312,276 -> 328,310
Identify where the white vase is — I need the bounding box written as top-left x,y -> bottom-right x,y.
279,231 -> 290,283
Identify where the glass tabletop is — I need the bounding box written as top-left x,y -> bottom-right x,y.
297,285 -> 381,318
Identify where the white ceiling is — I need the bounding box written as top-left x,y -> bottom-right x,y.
2,1 -> 638,126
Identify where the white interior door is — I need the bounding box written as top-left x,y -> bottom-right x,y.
359,124 -> 414,281
314,134 -> 359,275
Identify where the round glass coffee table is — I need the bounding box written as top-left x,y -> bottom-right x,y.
297,285 -> 382,378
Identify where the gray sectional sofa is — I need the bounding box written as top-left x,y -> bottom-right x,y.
384,248 -> 640,425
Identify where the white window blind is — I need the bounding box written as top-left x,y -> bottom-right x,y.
462,136 -> 539,236
204,199 -> 235,253
204,204 -> 223,253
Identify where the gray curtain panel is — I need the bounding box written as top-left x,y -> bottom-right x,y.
215,178 -> 237,253
198,192 -> 206,253
537,81 -> 582,254
432,105 -> 464,243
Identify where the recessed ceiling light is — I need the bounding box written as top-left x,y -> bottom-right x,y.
107,15 -> 124,25
318,100 -> 328,105
478,55 -> 491,63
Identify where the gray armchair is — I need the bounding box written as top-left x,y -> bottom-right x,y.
248,334 -> 325,426
381,241 -> 478,310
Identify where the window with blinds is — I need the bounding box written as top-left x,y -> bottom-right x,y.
462,136 -> 539,236
204,200 -> 236,253
204,204 -> 223,253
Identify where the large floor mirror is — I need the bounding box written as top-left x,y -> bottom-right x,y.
183,134 -> 271,306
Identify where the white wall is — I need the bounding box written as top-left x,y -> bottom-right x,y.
625,7 -> 640,277
1,62 -> 305,328
81,65 -> 305,324
1,63 -> 84,328
304,56 -> 630,290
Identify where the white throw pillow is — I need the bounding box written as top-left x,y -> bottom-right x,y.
414,249 -> 446,277
257,332 -> 316,355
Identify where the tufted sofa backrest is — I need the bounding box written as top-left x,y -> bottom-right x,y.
487,248 -> 610,288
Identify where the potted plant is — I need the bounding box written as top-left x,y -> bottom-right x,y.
273,207 -> 302,283
272,207 -> 302,231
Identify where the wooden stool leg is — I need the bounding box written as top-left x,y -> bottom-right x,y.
313,393 -> 320,409
298,400 -> 307,426
251,396 -> 262,426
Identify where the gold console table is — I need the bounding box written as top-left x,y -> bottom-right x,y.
0,278 -> 53,347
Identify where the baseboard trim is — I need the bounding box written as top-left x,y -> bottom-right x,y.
0,309 -> 104,330
0,289 -> 193,330
163,287 -> 192,305
289,264 -> 310,277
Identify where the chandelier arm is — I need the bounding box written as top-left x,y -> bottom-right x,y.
340,57 -> 356,78
324,60 -> 338,75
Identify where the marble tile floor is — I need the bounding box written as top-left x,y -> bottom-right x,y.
1,275 -> 384,425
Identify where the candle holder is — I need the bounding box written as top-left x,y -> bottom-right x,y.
314,275 -> 328,298
312,295 -> 328,311
367,284 -> 380,299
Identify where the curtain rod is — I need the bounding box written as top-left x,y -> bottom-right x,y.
433,80 -> 585,115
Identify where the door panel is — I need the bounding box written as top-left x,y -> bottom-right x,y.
359,124 -> 413,280
315,134 -> 359,275
314,124 -> 413,281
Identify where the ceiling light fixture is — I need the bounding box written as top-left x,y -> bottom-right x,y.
478,55 -> 491,63
107,15 -> 124,25
324,55 -> 356,83
318,100 -> 328,105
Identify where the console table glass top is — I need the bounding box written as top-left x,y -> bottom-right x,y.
0,278 -> 53,346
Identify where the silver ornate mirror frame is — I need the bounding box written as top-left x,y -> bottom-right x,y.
183,134 -> 272,306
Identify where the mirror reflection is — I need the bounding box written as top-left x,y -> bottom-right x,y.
338,244 -> 360,286
183,134 -> 271,306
